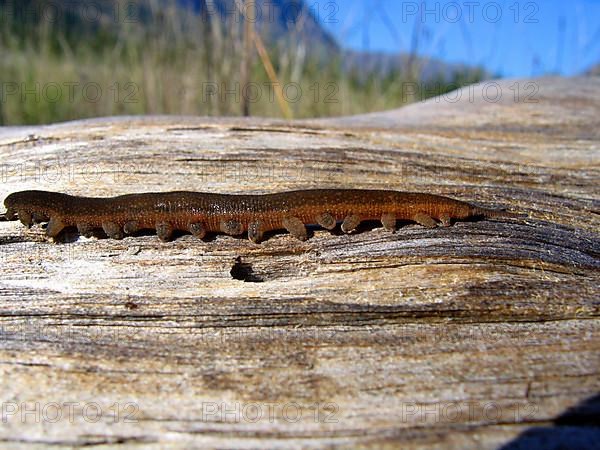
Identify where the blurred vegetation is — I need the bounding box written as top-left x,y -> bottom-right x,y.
0,0 -> 487,125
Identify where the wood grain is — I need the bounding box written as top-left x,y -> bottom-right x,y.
0,77 -> 599,449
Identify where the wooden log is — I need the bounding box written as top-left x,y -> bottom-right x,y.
0,77 -> 598,448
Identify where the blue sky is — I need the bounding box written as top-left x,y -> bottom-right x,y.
315,0 -> 600,77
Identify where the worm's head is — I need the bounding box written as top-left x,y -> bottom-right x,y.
3,190 -> 52,224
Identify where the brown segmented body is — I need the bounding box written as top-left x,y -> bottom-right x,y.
2,189 -> 524,243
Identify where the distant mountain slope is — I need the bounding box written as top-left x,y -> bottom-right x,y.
174,0 -> 488,81
342,50 -> 490,82
585,63 -> 600,76
175,0 -> 339,51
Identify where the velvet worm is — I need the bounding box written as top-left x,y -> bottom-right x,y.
3,189 -> 524,243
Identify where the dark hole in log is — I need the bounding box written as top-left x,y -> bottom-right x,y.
230,256 -> 263,282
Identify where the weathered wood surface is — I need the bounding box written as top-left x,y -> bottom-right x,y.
0,76 -> 598,449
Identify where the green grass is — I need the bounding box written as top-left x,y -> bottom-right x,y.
0,0 -> 486,125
